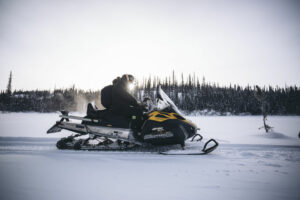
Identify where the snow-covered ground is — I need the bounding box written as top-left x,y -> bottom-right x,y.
0,112 -> 299,200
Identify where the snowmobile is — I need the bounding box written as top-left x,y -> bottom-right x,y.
47,86 -> 218,155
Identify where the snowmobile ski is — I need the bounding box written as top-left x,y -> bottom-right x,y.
159,139 -> 219,155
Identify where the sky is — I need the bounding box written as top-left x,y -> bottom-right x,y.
0,0 -> 299,91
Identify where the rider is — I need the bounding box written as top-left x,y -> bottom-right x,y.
87,77 -> 120,118
111,74 -> 144,131
87,74 -> 144,132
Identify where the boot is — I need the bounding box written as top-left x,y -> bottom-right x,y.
87,103 -> 98,119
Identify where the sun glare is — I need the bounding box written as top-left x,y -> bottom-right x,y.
128,83 -> 135,91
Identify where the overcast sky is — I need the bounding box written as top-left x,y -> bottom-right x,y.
0,0 -> 299,91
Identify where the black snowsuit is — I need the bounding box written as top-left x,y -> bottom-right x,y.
101,77 -> 121,109
111,80 -> 143,130
101,85 -> 113,109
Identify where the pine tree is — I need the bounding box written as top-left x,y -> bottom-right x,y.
254,85 -> 273,133
6,71 -> 12,95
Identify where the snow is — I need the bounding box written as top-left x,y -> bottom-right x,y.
0,113 -> 300,200
189,116 -> 300,146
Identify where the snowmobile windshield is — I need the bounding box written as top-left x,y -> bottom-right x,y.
156,86 -> 183,116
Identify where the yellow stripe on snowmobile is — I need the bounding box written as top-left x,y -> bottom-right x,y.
147,111 -> 197,127
148,111 -> 178,122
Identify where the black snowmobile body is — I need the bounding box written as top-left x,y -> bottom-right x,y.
47,107 -> 197,147
47,86 -> 218,154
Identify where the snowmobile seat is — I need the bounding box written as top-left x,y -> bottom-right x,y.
87,103 -> 108,119
86,103 -> 131,129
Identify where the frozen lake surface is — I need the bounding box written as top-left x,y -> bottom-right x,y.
0,113 -> 300,200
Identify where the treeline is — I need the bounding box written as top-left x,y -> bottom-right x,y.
0,86 -> 100,112
0,73 -> 300,115
135,73 -> 300,115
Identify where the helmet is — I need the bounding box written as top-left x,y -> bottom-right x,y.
121,74 -> 135,83
121,74 -> 136,91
